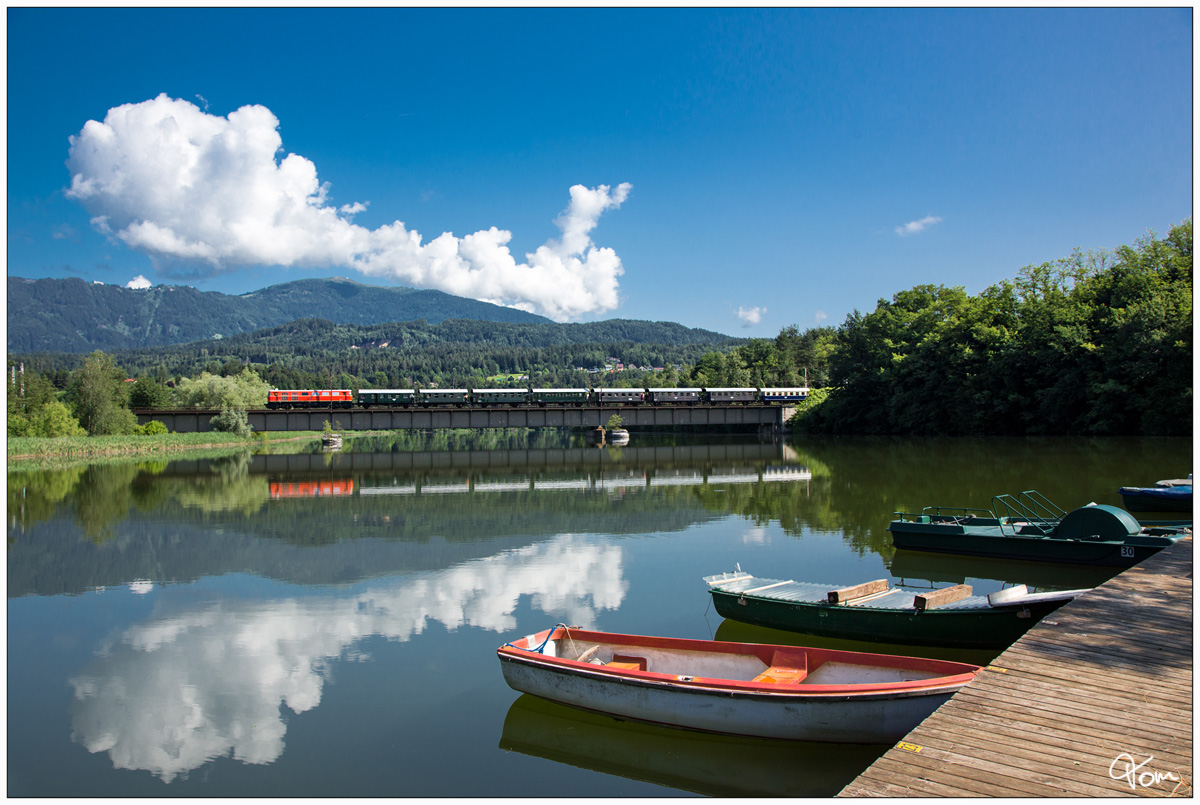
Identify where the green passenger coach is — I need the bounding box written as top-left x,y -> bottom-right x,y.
357,389 -> 417,407
531,388 -> 591,406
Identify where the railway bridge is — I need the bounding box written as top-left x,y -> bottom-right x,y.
135,403 -> 798,434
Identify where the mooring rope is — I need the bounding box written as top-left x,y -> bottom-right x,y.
503,623 -> 570,654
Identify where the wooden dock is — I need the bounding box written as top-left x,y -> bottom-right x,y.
841,538 -> 1192,798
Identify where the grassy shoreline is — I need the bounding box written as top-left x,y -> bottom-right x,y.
7,432 -> 320,463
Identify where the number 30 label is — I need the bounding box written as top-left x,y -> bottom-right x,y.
1121,546 -> 1135,558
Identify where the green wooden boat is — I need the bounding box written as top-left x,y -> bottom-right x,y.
888,491 -> 1190,567
704,570 -> 1088,649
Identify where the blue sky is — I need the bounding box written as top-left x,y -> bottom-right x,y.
8,8 -> 1192,336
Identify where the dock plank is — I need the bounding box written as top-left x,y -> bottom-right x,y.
968,668 -> 1187,719
841,537 -> 1192,798
948,686 -> 1186,744
913,711 -> 1166,771
995,645 -> 1193,686
931,701 -> 1193,769
887,729 -> 1143,796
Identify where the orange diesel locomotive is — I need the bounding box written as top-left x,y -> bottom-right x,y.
266,389 -> 355,409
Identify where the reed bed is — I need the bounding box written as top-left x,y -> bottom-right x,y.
7,432 -> 317,463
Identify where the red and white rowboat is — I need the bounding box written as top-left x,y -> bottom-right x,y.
497,626 -> 980,743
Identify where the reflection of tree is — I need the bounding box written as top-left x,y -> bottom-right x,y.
9,435 -> 1190,594
7,466 -> 88,535
690,478 -> 847,543
129,464 -> 173,513
769,435 -> 1193,558
9,453 -> 272,549
248,483 -> 712,547
9,459 -> 181,539
73,463 -> 143,543
169,453 -> 270,516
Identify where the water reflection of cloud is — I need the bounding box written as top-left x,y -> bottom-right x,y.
68,534 -> 625,783
742,526 -> 769,545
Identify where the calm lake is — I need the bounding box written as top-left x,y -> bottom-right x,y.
8,431 -> 1191,797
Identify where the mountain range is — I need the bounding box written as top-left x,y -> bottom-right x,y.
7,276 -> 552,353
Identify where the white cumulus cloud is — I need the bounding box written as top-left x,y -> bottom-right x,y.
125,275 -> 152,290
895,215 -> 943,237
735,305 -> 766,326
65,94 -> 631,321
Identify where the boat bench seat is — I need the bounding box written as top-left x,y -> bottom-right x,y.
605,654 -> 647,671
752,666 -> 807,685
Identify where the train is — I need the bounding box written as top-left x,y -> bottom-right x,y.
265,386 -> 810,410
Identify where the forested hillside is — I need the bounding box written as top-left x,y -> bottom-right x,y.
7,276 -> 550,352
16,317 -> 744,390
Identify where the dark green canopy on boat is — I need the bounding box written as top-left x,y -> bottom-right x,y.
1054,505 -> 1141,541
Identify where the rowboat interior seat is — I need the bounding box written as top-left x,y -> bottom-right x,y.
752,651 -> 809,684
752,665 -> 808,684
605,654 -> 647,672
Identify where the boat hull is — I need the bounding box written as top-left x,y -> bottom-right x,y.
1119,486 -> 1192,513
500,655 -> 955,743
497,628 -> 976,743
708,589 -> 1070,649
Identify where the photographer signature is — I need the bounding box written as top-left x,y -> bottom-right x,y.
1109,753 -> 1180,790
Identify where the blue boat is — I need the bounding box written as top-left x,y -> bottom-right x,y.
1119,475 -> 1192,513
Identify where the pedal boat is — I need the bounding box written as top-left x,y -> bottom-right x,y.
888,491 -> 1189,566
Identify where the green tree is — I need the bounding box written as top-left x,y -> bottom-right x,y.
8,366 -> 63,435
210,406 -> 253,437
7,412 -> 31,437
220,359 -> 245,377
772,324 -> 835,387
67,351 -> 137,435
7,365 -> 57,416
30,401 -> 88,437
735,339 -> 777,386
690,351 -> 727,386
129,376 -> 173,408
176,368 -> 270,409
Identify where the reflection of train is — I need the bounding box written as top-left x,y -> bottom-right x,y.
269,480 -> 355,498
352,463 -> 812,497
266,387 -> 809,410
